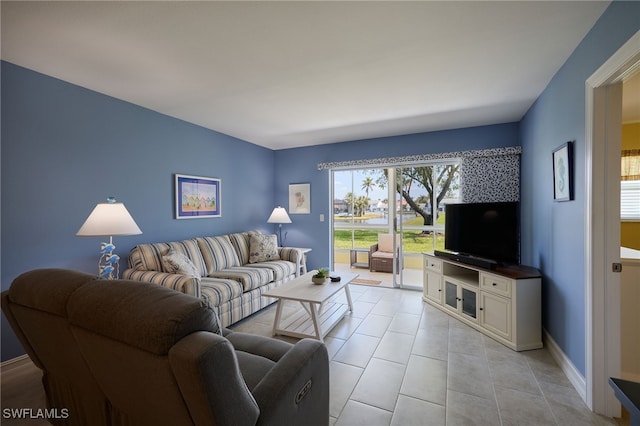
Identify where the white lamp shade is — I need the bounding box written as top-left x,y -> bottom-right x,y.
77,200 -> 142,237
267,206 -> 292,224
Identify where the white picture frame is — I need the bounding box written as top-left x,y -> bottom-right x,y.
289,183 -> 310,214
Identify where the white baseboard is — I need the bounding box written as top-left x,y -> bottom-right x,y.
543,329 -> 587,404
0,353 -> 30,369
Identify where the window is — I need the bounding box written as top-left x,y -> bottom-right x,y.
621,149 -> 640,221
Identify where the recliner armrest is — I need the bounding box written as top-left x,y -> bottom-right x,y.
251,338 -> 329,426
225,330 -> 293,362
170,332 -> 260,426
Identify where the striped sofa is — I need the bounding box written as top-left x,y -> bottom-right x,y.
122,231 -> 302,327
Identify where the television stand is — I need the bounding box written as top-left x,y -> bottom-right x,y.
423,252 -> 542,351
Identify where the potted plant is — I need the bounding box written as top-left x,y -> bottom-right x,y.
311,267 -> 329,285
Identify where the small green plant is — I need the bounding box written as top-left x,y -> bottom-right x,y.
313,267 -> 329,279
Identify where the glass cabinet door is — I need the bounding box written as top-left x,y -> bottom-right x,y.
461,287 -> 478,319
445,281 -> 458,309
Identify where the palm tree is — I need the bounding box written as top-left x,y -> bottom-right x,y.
361,177 -> 376,200
344,192 -> 355,215
355,196 -> 370,217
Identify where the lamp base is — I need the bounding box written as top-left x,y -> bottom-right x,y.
98,237 -> 120,280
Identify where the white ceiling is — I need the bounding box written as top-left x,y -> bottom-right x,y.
1,1 -> 614,150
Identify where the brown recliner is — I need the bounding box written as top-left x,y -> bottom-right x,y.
2,269 -> 329,426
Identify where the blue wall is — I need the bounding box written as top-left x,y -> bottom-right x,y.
2,1 -> 636,372
273,124 -> 521,271
1,62 -> 277,360
1,60 -> 520,361
520,1 -> 640,376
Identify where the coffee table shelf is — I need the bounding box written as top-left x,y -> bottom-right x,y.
276,302 -> 348,340
263,272 -> 358,342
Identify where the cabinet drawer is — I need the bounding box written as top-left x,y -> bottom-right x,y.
425,257 -> 443,273
480,273 -> 511,297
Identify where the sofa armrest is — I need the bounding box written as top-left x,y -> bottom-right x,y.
251,338 -> 329,426
277,247 -> 303,277
370,243 -> 379,254
122,269 -> 201,298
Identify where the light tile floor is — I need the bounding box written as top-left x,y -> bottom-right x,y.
230,283 -> 616,426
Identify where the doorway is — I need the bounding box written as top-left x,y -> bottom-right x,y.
585,31 -> 640,417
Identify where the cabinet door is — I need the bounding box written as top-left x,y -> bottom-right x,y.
425,272 -> 443,304
480,292 -> 511,340
461,287 -> 478,320
444,279 -> 478,322
444,280 -> 459,312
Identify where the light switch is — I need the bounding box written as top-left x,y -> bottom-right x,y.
320,214 -> 325,222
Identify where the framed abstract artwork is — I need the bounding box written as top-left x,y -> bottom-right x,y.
175,174 -> 221,218
552,141 -> 573,202
289,183 -> 310,214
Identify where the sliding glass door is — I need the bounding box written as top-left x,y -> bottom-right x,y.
331,161 -> 460,289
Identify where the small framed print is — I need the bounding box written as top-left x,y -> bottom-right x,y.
552,141 -> 574,202
289,183 -> 310,214
175,174 -> 221,218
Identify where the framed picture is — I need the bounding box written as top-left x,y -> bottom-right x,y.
552,141 -> 574,201
289,183 -> 310,214
175,174 -> 221,218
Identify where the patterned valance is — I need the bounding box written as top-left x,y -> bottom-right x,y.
316,146 -> 522,170
318,146 -> 522,203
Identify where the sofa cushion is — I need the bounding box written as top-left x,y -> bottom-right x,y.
249,234 -> 280,263
228,230 -> 261,265
197,236 -> 241,274
208,267 -> 274,292
130,240 -> 207,277
162,250 -> 200,277
243,261 -> 296,281
199,277 -> 244,307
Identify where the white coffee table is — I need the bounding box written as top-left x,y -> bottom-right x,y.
262,271 -> 358,342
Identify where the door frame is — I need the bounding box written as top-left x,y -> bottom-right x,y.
585,30 -> 640,417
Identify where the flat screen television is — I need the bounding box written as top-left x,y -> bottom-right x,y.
444,201 -> 520,265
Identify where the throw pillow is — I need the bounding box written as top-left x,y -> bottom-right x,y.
162,249 -> 200,277
249,234 -> 280,263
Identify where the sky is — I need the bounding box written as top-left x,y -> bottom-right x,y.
333,169 -> 389,201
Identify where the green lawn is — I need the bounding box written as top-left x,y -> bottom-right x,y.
333,214 -> 446,253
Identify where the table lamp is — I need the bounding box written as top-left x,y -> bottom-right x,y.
267,206 -> 291,246
77,197 -> 142,279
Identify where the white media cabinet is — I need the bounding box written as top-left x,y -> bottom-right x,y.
423,252 -> 542,351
